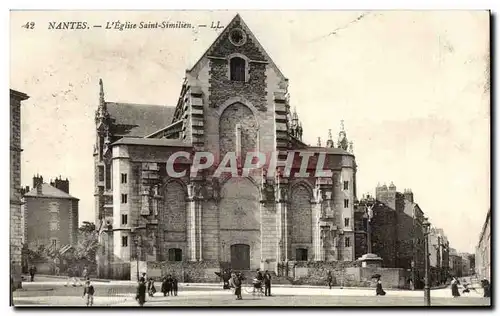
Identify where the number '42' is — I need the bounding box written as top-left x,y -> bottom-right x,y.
22,22 -> 35,29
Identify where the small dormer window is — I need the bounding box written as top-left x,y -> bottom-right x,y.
230,57 -> 246,82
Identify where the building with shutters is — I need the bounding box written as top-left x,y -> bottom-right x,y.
22,175 -> 79,252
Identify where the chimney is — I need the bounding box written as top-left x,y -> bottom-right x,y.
33,174 -> 43,189
54,177 -> 70,194
404,189 -> 414,203
20,186 -> 30,196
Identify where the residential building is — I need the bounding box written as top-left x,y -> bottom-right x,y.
475,209 -> 491,280
10,89 -> 29,289
22,175 -> 79,252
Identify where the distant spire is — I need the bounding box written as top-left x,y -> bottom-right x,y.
317,137 -> 322,147
97,78 -> 108,118
293,107 -> 298,120
99,78 -> 105,106
340,119 -> 345,132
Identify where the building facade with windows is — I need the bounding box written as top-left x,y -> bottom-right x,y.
10,89 -> 29,289
22,175 -> 79,251
95,14 -> 358,279
354,184 -> 426,288
475,209 -> 490,281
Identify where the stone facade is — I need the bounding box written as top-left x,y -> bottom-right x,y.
355,184 -> 427,288
10,89 -> 29,290
94,14 -> 358,280
22,176 -> 79,250
475,209 -> 490,281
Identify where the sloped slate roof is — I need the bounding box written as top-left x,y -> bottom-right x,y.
297,146 -> 353,156
106,102 -> 176,138
24,183 -> 78,200
112,138 -> 192,147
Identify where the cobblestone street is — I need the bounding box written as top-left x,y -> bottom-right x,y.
13,280 -> 491,307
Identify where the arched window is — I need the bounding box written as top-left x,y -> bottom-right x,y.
168,248 -> 182,261
230,57 -> 246,82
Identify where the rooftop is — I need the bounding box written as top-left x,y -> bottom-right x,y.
23,183 -> 78,200
112,137 -> 192,147
107,102 -> 176,138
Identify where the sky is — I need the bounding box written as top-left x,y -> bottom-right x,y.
10,10 -> 490,254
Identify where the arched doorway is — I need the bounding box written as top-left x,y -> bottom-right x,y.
231,244 -> 250,271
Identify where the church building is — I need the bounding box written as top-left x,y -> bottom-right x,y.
95,14 -> 358,279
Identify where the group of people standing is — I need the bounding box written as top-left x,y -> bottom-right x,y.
451,276 -> 491,298
226,269 -> 272,300
135,274 -> 180,306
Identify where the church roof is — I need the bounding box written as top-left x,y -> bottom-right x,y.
112,138 -> 192,147
302,146 -> 354,156
23,183 -> 78,200
107,102 -> 176,138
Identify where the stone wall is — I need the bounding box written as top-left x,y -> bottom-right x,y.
289,261 -> 407,288
10,94 -> 24,289
291,261 -> 358,286
141,261 -> 221,283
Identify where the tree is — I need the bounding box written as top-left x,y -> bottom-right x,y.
74,221 -> 100,268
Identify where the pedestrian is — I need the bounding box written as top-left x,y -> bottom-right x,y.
29,265 -> 36,282
222,270 -> 231,290
375,277 -> 386,296
82,266 -> 89,280
229,273 -> 243,300
161,277 -> 169,297
264,270 -> 272,296
147,278 -> 156,297
136,277 -> 147,307
327,270 -> 333,289
481,279 -> 491,298
82,279 -> 95,307
167,274 -> 174,296
451,277 -> 460,297
462,279 -> 470,294
172,275 -> 178,296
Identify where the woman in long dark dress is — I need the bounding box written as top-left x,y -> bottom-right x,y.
451,277 -> 460,297
481,279 -> 491,298
375,277 -> 386,296
161,277 -> 168,297
147,278 -> 156,297
136,278 -> 147,306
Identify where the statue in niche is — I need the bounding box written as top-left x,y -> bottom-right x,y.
187,183 -> 195,199
320,203 -> 327,218
153,184 -> 160,197
280,187 -> 288,201
212,178 -> 221,201
314,185 -> 323,203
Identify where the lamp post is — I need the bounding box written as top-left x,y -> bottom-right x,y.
423,218 -> 431,306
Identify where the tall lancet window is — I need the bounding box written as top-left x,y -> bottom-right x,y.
230,57 -> 246,82
235,124 -> 242,168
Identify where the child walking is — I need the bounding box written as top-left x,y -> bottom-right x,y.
82,280 -> 95,307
